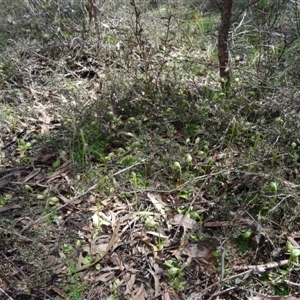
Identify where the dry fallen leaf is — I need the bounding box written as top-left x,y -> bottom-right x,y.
131,284 -> 146,300
183,240 -> 215,258
170,214 -> 198,229
147,192 -> 167,220
94,271 -> 115,283
148,267 -> 161,297
162,282 -> 180,300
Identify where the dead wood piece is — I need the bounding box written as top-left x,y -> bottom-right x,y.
233,259 -> 290,273
0,166 -> 33,175
0,203 -> 21,213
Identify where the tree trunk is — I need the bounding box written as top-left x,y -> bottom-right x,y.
218,0 -> 233,91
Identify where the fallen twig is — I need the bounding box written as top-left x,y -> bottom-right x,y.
233,259 -> 290,273
0,288 -> 14,300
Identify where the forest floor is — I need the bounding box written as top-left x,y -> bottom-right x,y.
1,2 -> 300,300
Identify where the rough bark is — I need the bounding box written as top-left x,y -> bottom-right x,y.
218,0 -> 233,91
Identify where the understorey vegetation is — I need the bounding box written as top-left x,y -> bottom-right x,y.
1,0 -> 300,299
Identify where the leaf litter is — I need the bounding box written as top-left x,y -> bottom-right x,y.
1,79 -> 300,299
1,18 -> 300,300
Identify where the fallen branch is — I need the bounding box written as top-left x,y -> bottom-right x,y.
233,260 -> 290,273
